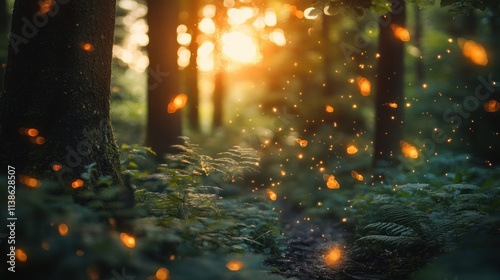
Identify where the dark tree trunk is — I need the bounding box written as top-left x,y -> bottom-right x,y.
146,0 -> 182,158
187,0 -> 200,130
322,14 -> 335,96
0,0 -> 6,31
373,0 -> 406,167
213,69 -> 224,128
413,5 -> 424,84
212,6 -> 226,129
0,0 -> 8,92
0,0 -> 122,190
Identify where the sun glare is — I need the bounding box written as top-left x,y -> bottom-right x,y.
221,31 -> 260,64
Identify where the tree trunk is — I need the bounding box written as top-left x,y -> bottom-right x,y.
212,5 -> 226,129
0,0 -> 6,32
322,14 -> 335,96
0,0 -> 122,191
213,69 -> 224,128
146,0 -> 182,158
187,0 -> 200,130
413,5 -> 424,84
0,0 -> 8,92
373,0 -> 406,167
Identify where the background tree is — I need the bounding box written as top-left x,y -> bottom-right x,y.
0,0 -> 8,92
186,0 -> 200,130
0,0 -> 123,189
373,0 -> 406,167
146,0 -> 182,157
212,3 -> 227,128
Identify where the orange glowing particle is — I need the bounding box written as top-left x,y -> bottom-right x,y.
20,175 -> 41,188
27,128 -> 39,137
400,140 -> 418,159
346,145 -> 358,154
71,179 -> 84,189
326,105 -> 334,113
390,24 -> 410,42
484,100 -> 500,112
38,0 -> 55,15
326,175 -> 340,189
296,138 -> 308,147
58,224 -> 69,236
385,102 -> 398,108
155,267 -> 170,280
81,43 -> 95,52
16,249 -> 28,262
459,39 -> 488,66
32,136 -> 46,145
356,77 -> 371,96
351,171 -> 364,181
226,261 -> 244,271
52,164 -> 63,172
324,247 -> 342,266
120,233 -> 136,249
167,94 -> 188,114
267,189 -> 278,201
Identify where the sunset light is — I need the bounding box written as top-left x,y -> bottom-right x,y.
221,31 -> 260,64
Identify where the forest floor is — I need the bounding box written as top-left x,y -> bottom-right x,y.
267,204 -> 357,280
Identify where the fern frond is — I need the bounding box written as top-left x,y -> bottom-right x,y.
364,222 -> 416,237
357,235 -> 420,248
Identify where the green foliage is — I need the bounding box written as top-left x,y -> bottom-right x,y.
0,139 -> 284,279
348,181 -> 499,278
439,0 -> 500,14
123,138 -> 284,255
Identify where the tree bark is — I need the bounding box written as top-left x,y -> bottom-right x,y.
0,0 -> 7,38
322,14 -> 335,96
146,0 -> 182,158
212,5 -> 226,129
187,0 -> 200,130
0,0 -> 8,92
373,0 -> 406,167
413,5 -> 424,84
0,0 -> 122,190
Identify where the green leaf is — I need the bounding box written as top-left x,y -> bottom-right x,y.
440,0 -> 455,7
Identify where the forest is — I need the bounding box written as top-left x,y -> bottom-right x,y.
0,0 -> 499,279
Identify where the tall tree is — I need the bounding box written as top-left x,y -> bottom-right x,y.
146,0 -> 182,157
373,0 -> 406,167
0,0 -> 8,92
413,4 -> 424,84
212,5 -> 226,128
0,0 -> 123,189
187,0 -> 200,130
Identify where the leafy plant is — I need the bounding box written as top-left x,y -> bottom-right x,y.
122,137 -> 284,256
347,182 -> 499,279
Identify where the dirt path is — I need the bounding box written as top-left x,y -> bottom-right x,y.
267,207 -> 356,280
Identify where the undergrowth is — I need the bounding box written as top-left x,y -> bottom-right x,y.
0,138 -> 285,279
342,155 -> 500,279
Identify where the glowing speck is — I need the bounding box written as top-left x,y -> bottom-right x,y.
324,247 -> 342,266
120,233 -> 136,248
226,261 -> 244,271
71,179 -> 84,189
346,145 -> 358,154
58,224 -> 69,236
156,267 -> 170,280
16,249 -> 28,262
81,43 -> 95,52
267,189 -> 278,201
400,140 -> 418,159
